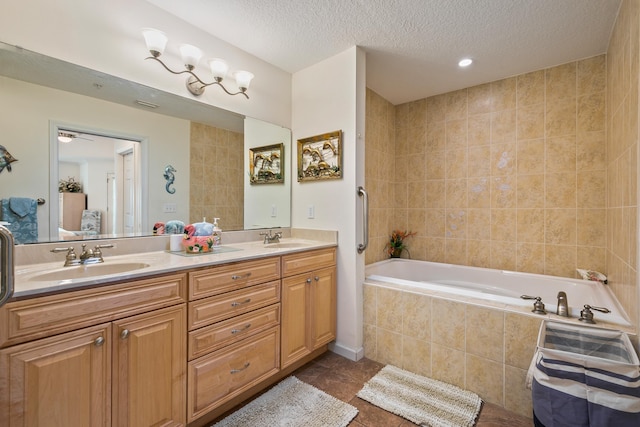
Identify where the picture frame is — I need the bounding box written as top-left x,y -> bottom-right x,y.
249,143 -> 284,185
297,130 -> 342,182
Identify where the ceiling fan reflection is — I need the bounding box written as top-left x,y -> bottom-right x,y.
58,131 -> 94,143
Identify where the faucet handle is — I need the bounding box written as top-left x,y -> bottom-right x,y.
93,244 -> 113,259
51,247 -> 77,266
51,246 -> 76,259
578,304 -> 610,324
521,295 -> 547,315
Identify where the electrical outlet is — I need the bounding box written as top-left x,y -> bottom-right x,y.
307,205 -> 315,219
163,203 -> 177,213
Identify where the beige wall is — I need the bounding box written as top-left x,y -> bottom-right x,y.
366,56 -> 608,280
189,122 -> 244,231
398,57 -> 606,277
607,0 -> 639,335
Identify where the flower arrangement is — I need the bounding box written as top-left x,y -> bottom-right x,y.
58,177 -> 82,193
385,229 -> 416,258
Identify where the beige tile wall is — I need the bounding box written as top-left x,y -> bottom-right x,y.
606,0 -> 639,334
365,89 -> 397,264
383,57 -> 607,279
189,122 -> 244,230
363,283 -> 541,418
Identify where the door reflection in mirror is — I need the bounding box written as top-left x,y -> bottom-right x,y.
55,126 -> 141,240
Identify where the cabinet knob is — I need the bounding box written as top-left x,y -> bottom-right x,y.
306,278 -> 312,284
120,329 -> 130,339
231,323 -> 252,335
230,362 -> 250,374
94,336 -> 105,347
314,276 -> 320,281
231,298 -> 251,307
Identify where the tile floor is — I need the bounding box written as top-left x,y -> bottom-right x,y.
217,351 -> 534,426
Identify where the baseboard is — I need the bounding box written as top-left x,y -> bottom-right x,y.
328,341 -> 364,361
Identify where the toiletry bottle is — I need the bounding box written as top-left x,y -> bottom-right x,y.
212,218 -> 222,247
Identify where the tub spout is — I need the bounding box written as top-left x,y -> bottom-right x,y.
556,291 -> 569,317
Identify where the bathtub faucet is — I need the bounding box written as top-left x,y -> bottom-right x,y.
556,291 -> 569,317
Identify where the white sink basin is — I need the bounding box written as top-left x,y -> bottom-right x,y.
30,262 -> 150,281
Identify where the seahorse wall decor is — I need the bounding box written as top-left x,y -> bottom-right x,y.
163,165 -> 176,194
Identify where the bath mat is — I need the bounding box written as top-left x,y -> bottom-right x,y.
211,376 -> 358,427
357,365 -> 482,427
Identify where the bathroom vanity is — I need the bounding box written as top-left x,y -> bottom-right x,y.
0,236 -> 337,426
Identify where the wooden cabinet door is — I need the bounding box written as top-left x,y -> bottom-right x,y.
112,305 -> 186,427
280,274 -> 311,368
310,266 -> 337,350
0,323 -> 111,427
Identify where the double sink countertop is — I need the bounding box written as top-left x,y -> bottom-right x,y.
12,232 -> 337,299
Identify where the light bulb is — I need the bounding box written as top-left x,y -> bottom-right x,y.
141,28 -> 167,57
234,70 -> 254,90
179,44 -> 202,70
209,58 -> 229,80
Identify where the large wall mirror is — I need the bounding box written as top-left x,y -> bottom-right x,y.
0,41 -> 291,244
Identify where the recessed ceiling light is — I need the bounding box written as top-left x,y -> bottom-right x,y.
458,58 -> 473,67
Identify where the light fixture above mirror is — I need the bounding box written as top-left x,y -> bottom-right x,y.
141,28 -> 254,99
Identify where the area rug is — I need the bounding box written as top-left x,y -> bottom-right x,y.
357,365 -> 482,427
212,376 -> 358,427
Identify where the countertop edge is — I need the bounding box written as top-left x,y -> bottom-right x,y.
12,239 -> 337,300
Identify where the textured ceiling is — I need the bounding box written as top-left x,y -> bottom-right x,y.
147,0 -> 621,105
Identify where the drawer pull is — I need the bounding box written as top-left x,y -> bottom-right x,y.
230,362 -> 250,374
231,323 -> 252,335
231,298 -> 252,307
94,336 -> 105,347
231,272 -> 252,280
120,329 -> 130,339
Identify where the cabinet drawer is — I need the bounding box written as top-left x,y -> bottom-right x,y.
188,303 -> 280,360
0,273 -> 186,348
187,327 -> 280,422
281,248 -> 336,277
188,280 -> 280,331
189,257 -> 281,300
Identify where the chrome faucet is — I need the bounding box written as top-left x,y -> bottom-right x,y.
51,243 -> 113,266
556,291 -> 569,317
259,229 -> 282,244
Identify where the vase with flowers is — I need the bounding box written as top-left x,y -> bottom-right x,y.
385,229 -> 416,258
58,177 -> 83,193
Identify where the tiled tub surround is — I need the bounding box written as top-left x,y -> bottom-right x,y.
366,55 -> 608,280
367,259 -> 631,327
363,275 -> 634,420
366,0 -> 640,361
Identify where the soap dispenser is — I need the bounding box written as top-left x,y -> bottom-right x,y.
212,218 -> 222,247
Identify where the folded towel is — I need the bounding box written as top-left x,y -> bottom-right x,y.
165,220 -> 185,234
9,197 -> 34,218
1,198 -> 38,244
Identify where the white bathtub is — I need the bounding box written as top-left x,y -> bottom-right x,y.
365,259 -> 631,327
